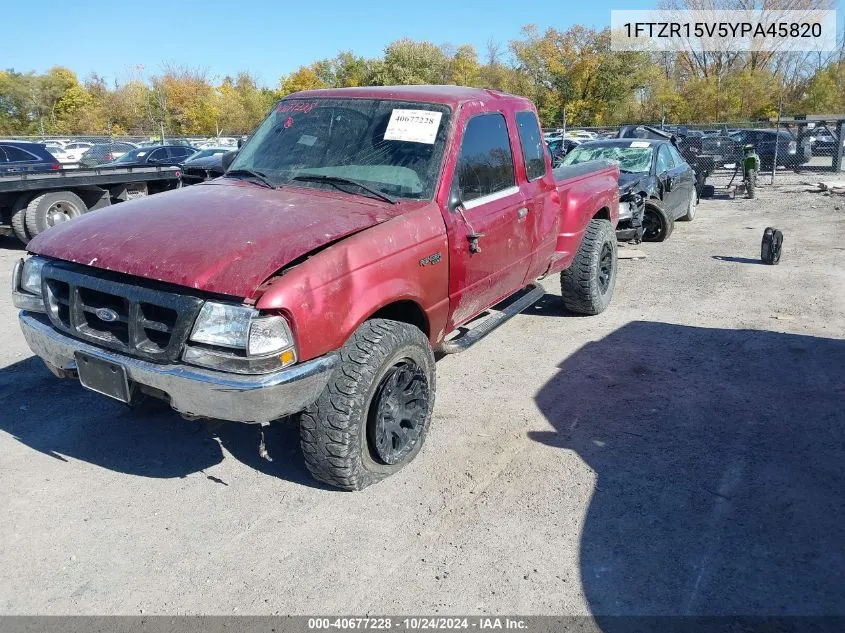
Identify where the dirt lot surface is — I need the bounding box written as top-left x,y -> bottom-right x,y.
1,179 -> 843,617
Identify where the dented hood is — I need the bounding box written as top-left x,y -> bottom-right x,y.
28,180 -> 403,298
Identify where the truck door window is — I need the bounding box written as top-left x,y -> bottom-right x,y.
456,113 -> 515,202
515,111 -> 546,181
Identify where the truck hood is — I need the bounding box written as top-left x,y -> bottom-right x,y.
28,180 -> 404,298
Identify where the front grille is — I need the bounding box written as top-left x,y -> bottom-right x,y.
42,263 -> 204,362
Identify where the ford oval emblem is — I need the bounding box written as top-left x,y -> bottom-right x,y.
96,308 -> 119,322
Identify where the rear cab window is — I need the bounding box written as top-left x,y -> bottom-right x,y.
515,111 -> 547,181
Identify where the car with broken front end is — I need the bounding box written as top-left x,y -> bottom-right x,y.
561,138 -> 697,243
14,85 -> 620,490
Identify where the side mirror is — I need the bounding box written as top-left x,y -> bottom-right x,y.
221,151 -> 237,172
237,138 -> 244,149
448,186 -> 463,211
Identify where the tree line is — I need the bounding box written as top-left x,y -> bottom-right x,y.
2,14 -> 843,137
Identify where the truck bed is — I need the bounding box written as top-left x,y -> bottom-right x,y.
552,159 -> 617,183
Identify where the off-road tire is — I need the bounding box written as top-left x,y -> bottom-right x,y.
560,218 -> 617,315
10,194 -> 32,244
746,170 -> 757,199
642,199 -> 674,242
300,319 -> 436,491
680,188 -> 697,221
25,191 -> 86,238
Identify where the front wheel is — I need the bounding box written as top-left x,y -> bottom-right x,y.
560,218 -> 617,315
642,200 -> 674,242
300,319 -> 436,491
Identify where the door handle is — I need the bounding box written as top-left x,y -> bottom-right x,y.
517,207 -> 529,219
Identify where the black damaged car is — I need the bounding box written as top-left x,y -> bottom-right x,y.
561,138 -> 697,242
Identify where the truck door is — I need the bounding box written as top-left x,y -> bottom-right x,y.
446,111 -> 533,326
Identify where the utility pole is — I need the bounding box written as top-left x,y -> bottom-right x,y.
770,86 -> 784,185
561,105 -> 567,137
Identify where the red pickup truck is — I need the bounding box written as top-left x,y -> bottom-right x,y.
13,86 -> 619,490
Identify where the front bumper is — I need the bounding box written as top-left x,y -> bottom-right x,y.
19,313 -> 337,423
616,197 -> 645,242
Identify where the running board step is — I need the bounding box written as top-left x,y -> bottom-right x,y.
438,283 -> 545,354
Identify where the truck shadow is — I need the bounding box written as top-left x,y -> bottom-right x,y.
0,235 -> 26,251
531,322 -> 845,620
526,293 -> 589,318
0,356 -> 325,488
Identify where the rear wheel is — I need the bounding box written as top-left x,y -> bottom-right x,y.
680,188 -> 697,221
560,218 -> 617,315
642,200 -> 674,242
10,194 -> 32,244
300,319 -> 435,490
25,191 -> 86,238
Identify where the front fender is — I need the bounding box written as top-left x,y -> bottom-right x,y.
255,206 -> 449,361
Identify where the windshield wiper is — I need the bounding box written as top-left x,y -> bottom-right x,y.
226,168 -> 274,188
293,174 -> 397,204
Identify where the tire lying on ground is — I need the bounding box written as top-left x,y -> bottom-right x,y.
761,227 -> 783,265
560,218 -> 618,315
300,318 -> 436,491
24,191 -> 86,238
642,199 -> 674,242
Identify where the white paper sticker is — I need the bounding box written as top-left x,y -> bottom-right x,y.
630,141 -> 651,148
298,134 -> 317,146
384,109 -> 443,144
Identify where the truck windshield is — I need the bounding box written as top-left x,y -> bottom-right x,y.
562,144 -> 654,173
229,98 -> 452,200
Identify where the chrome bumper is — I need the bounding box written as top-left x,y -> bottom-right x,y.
19,313 -> 338,423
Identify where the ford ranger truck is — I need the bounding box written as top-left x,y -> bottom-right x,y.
13,86 -> 619,490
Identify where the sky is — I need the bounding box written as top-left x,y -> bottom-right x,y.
3,0 -> 646,87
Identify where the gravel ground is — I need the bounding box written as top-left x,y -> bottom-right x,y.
1,180 -> 843,617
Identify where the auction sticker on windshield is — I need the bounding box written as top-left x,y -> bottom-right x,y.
384,109 -> 443,144
630,141 -> 651,148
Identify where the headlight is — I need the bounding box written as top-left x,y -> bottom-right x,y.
189,301 -> 297,370
190,302 -> 255,349
21,257 -> 47,296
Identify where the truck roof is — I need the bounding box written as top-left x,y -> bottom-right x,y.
289,85 -> 534,109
